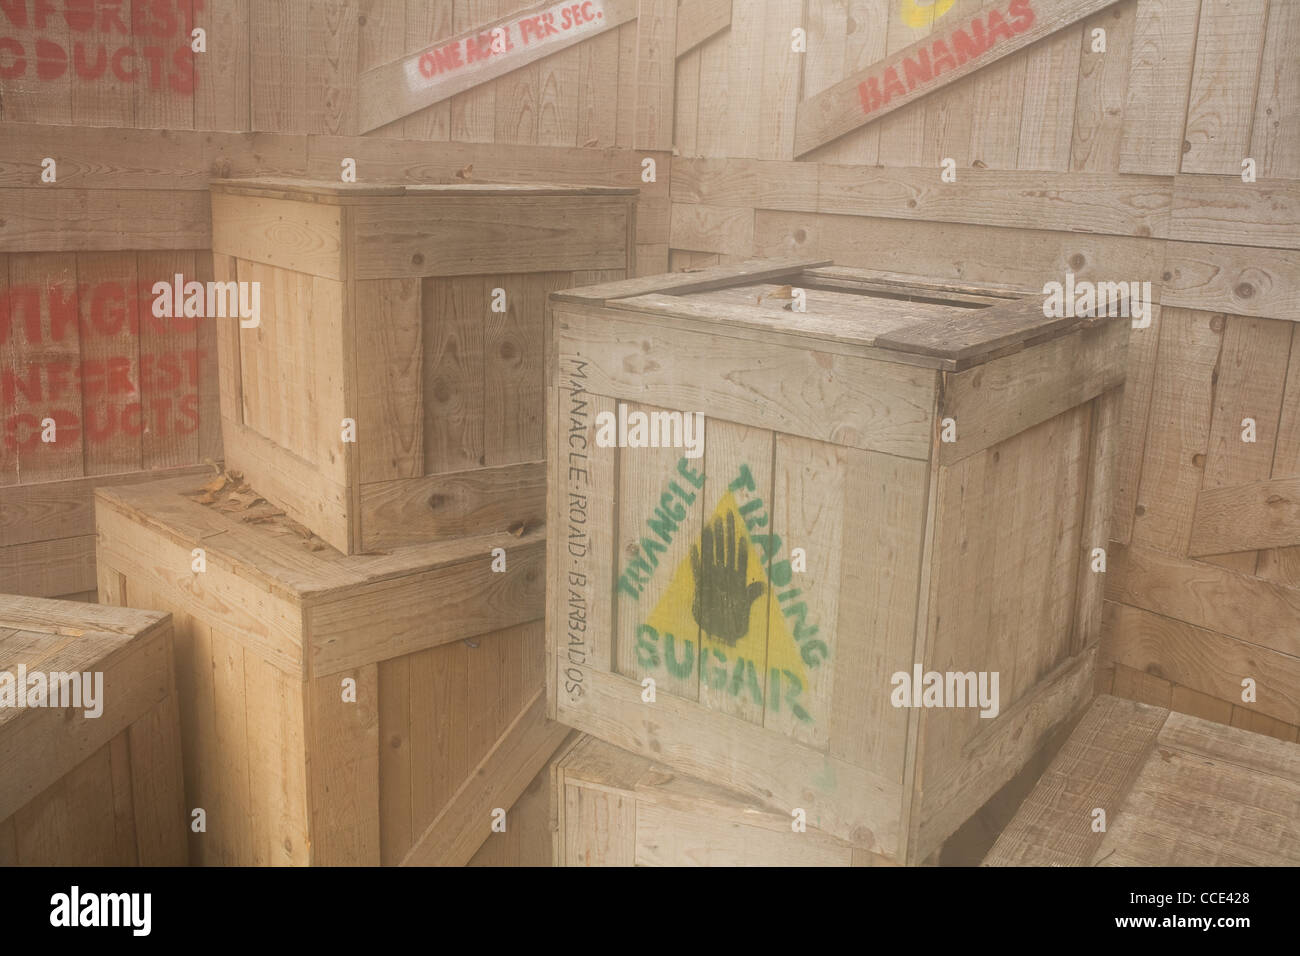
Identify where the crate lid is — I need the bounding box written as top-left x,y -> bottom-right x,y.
210,177 -> 638,203
555,258 -> 1125,370
0,594 -> 168,679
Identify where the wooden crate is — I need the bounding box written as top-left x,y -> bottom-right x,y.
985,694 -> 1300,866
0,594 -> 186,865
208,177 -> 637,554
547,258 -> 1129,863
95,474 -> 568,866
552,734 -> 889,866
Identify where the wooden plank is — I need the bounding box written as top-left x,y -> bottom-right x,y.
983,694 -> 1167,866
563,782 -> 636,865
815,164 -> 1171,239
360,461 -> 546,550
1017,26 -> 1084,171
547,377 -> 617,716
1110,303 -> 1160,545
0,535 -> 91,600
673,47 -> 701,156
485,272 -> 569,466
1258,325 -> 1300,585
358,0 -> 638,133
793,0 -> 1123,157
1198,315 -> 1293,570
668,203 -> 754,256
554,307 -> 937,459
210,192 -> 343,280
307,540 -> 546,677
635,0 -> 677,150
1189,476 -> 1300,556
577,29 -> 620,147
755,211 -> 1164,296
402,691 -> 569,865
762,434 -> 845,746
1170,176 -> 1300,250
676,0 -> 732,54
830,450 -> 926,785
1072,387 -> 1124,653
695,421 -> 771,726
759,0 -> 803,161
107,732 -> 140,866
670,158 -> 818,211
937,320 -> 1128,463
126,694 -> 188,865
610,401 -> 705,701
351,197 -> 631,279
7,254 -> 82,483
1069,0 -> 1136,172
1250,0 -> 1300,179
421,277 -> 485,475
1181,0 -> 1270,174
1160,710 -> 1300,780
1129,307 -> 1222,555
1118,0 -> 1200,175
355,278 -> 422,483
1103,601 -> 1300,726
551,256 -> 829,305
240,642 -> 308,865
1162,242 -> 1300,323
307,665 -> 381,865
137,251 -> 199,470
0,189 -> 207,252
408,640 -> 468,857
1108,542 -> 1300,663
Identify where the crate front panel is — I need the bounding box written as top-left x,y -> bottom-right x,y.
550,320 -> 934,850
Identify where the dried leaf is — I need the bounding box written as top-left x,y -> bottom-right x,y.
226,470 -> 243,482
200,474 -> 228,494
582,137 -> 599,148
309,542 -> 329,552
455,163 -> 473,180
972,159 -> 988,169
507,520 -> 528,537
195,491 -> 217,505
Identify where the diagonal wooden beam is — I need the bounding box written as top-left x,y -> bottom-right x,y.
793,0 -> 1121,157
358,0 -> 639,134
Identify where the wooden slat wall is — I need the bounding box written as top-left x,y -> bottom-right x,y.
664,0 -> 1300,745
0,0 -> 660,147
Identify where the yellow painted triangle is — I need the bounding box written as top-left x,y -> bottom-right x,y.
641,489 -> 812,714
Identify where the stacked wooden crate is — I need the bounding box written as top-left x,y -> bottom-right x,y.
546,259 -> 1128,864
92,175 -> 635,865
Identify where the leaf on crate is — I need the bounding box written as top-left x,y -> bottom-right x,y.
200,474 -> 228,495
455,164 -> 473,180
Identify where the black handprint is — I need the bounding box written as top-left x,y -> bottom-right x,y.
691,511 -> 765,646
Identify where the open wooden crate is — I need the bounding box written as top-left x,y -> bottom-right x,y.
546,258 -> 1128,863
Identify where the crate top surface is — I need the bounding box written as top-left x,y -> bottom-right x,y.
554,257 -> 1120,369
0,594 -> 169,689
210,177 -> 639,204
984,695 -> 1300,866
95,476 -> 544,604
